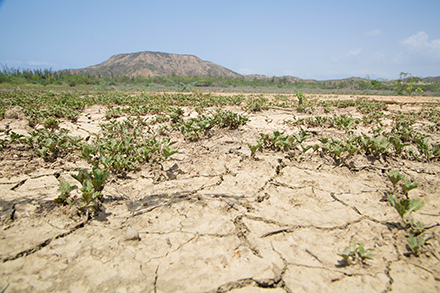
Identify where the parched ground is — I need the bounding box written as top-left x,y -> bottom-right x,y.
0,94 -> 440,292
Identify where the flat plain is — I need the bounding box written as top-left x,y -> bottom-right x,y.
1,90 -> 439,292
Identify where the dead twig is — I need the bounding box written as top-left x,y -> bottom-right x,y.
305,248 -> 323,263
260,226 -> 295,238
130,203 -> 168,217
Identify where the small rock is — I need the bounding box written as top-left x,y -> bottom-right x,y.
4,106 -> 25,120
125,229 -> 140,241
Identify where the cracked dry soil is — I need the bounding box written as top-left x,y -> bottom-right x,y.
1,94 -> 440,292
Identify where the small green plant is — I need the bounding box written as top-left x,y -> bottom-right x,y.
407,218 -> 425,237
247,139 -> 263,159
387,170 -> 405,194
400,178 -> 420,198
161,137 -> 178,160
338,242 -> 374,266
387,193 -> 425,250
54,181 -> 77,205
292,129 -> 310,144
319,137 -> 358,165
386,171 -> 419,198
243,95 -> 269,112
26,127 -> 82,162
9,131 -> 26,143
105,107 -> 124,119
332,114 -> 359,133
177,110 -> 248,140
386,171 -> 428,256
80,117 -> 178,175
387,194 -> 424,220
388,136 -> 410,156
71,167 -> 110,209
407,234 -> 426,256
41,117 -> 62,132
260,131 -> 295,152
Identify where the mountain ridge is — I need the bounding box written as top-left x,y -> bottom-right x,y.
68,51 -> 242,79
67,50 -> 439,82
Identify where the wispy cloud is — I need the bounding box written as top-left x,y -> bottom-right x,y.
364,29 -> 382,37
330,48 -> 363,62
28,60 -> 56,67
400,31 -> 440,62
348,48 -> 362,56
0,60 -> 57,68
238,67 -> 255,75
282,69 -> 298,76
397,31 -> 440,65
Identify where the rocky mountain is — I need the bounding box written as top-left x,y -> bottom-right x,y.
69,51 -> 242,79
66,50 -> 439,82
421,76 -> 440,82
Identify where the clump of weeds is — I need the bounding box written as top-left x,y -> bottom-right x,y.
386,170 -> 433,256
79,117 -> 178,177
54,166 -> 110,219
247,139 -> 263,159
338,241 -> 374,266
176,110 -> 249,141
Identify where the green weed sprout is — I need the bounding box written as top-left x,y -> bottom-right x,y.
9,131 -> 26,143
387,170 -> 405,193
78,180 -> 103,209
338,242 -> 374,266
407,234 -> 426,256
71,167 -> 109,210
247,139 -> 263,159
42,117 -> 62,132
161,138 -> 178,160
54,181 -> 77,205
407,218 -> 425,237
387,194 -> 424,220
388,136 -> 410,155
400,178 -> 420,198
387,193 -> 426,253
386,172 -> 428,256
387,170 -> 419,198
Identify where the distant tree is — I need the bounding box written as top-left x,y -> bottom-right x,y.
394,72 -> 423,95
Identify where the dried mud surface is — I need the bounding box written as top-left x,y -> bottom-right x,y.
1,94 -> 440,292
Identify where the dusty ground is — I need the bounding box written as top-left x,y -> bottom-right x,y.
1,94 -> 440,292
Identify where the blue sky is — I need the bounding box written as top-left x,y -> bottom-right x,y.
0,0 -> 439,80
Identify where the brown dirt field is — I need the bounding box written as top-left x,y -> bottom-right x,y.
1,94 -> 439,292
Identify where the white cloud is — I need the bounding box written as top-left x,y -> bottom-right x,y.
329,48 -> 362,62
282,69 -> 298,76
400,31 -> 440,62
238,68 -> 254,75
364,29 -> 382,37
28,60 -> 56,67
372,52 -> 385,61
0,60 -> 57,69
348,48 -> 362,56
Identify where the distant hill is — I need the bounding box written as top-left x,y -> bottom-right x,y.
66,50 -> 439,82
244,74 -> 313,83
421,76 -> 440,82
68,51 -> 242,79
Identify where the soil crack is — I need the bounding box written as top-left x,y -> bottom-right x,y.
233,215 -> 262,257
1,220 -> 86,262
330,192 -> 363,215
206,275 -> 285,293
10,179 -> 27,190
